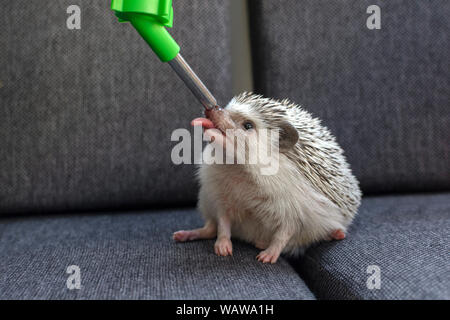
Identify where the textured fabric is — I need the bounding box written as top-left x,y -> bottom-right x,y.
293,193 -> 450,299
0,209 -> 315,300
0,1 -> 231,214
249,0 -> 450,194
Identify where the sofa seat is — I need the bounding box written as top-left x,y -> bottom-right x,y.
1,193 -> 448,300
295,193 -> 450,299
0,209 -> 315,300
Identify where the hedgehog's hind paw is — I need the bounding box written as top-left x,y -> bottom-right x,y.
256,247 -> 281,264
329,229 -> 346,241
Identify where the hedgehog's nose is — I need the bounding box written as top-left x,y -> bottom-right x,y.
205,105 -> 222,119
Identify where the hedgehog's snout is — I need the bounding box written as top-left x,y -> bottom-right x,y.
205,106 -> 226,129
205,105 -> 222,119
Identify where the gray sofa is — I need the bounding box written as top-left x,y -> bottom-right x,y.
0,0 -> 448,299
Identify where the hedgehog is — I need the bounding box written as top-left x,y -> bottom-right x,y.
173,92 -> 362,263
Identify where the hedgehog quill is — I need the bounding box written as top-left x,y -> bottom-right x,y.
173,93 -> 362,263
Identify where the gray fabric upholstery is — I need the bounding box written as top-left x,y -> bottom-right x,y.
293,193 -> 450,299
0,209 -> 315,300
249,0 -> 450,194
0,0 -> 231,214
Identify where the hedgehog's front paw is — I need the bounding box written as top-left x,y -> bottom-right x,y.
214,237 -> 233,256
256,247 -> 281,264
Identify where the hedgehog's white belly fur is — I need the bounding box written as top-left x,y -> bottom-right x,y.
198,156 -> 354,256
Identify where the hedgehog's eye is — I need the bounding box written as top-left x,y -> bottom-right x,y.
243,121 -> 254,130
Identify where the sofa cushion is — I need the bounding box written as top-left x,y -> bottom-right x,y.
293,193 -> 450,299
249,0 -> 450,194
0,209 -> 315,299
0,0 -> 231,214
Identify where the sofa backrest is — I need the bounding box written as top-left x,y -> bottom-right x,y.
249,0 -> 450,194
0,0 -> 231,214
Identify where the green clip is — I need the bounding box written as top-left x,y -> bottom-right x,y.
111,0 -> 180,62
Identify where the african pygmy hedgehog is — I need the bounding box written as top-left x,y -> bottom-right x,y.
174,92 -> 362,263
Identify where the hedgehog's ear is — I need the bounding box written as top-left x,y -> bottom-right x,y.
278,121 -> 299,152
